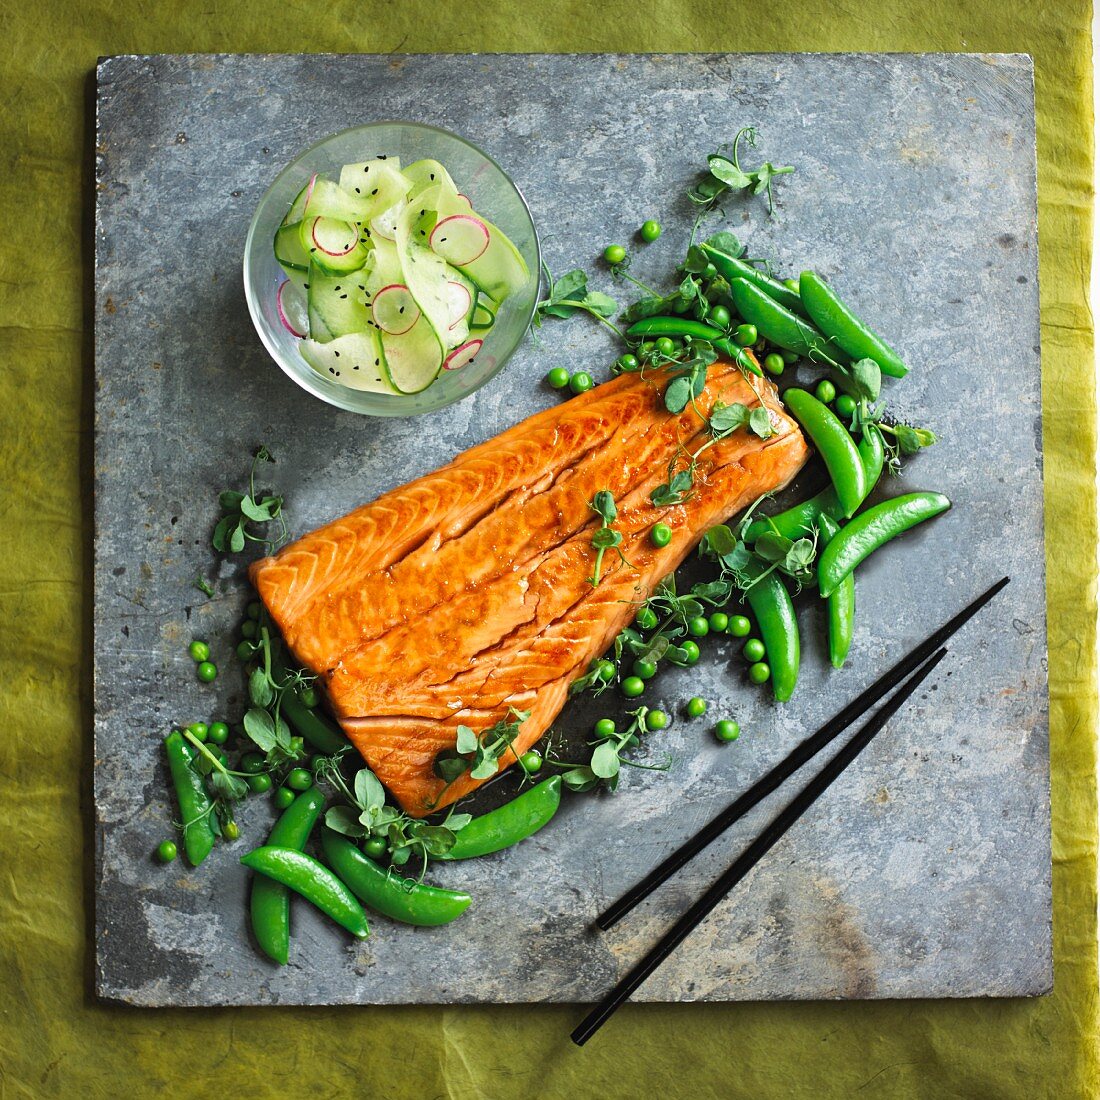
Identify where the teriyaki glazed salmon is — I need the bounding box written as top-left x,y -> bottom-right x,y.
250,362 -> 809,816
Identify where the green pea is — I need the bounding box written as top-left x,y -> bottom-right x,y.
196,661 -> 218,683
273,787 -> 295,810
520,750 -> 543,773
596,659 -> 617,682
686,696 -> 708,718
742,638 -> 766,663
638,340 -> 656,358
836,394 -> 857,417
688,616 -> 709,638
655,336 -> 676,357
650,522 -> 672,548
235,640 -> 255,662
248,773 -> 273,793
639,219 -> 662,242
569,371 -> 594,394
645,709 -> 669,732
633,659 -> 657,680
636,606 -> 659,631
783,278 -> 800,292
546,366 -> 570,389
734,324 -> 758,347
618,353 -> 639,372
287,768 -> 313,791
680,640 -> 700,665
594,718 -> 617,738
364,836 -> 388,860
223,821 -> 240,841
748,662 -> 771,684
207,721 -> 229,745
714,719 -> 741,742
240,619 -> 258,640
708,305 -> 731,329
763,353 -> 785,376
728,614 -> 751,637
241,752 -> 266,774
156,840 -> 178,863
814,379 -> 837,404
708,612 -> 729,632
188,640 -> 210,663
781,350 -> 799,364
604,244 -> 627,264
299,687 -> 319,708
621,676 -> 646,698
247,601 -> 261,620
187,722 -> 209,742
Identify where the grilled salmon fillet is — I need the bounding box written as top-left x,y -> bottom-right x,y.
250,362 -> 809,815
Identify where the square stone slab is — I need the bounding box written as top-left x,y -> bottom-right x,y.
94,52 -> 1048,1006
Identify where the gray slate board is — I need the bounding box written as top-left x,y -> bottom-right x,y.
94,52 -> 1049,1006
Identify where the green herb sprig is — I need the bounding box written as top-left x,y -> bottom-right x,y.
535,264 -> 622,336
430,708 -> 532,786
549,706 -> 672,793
587,490 -> 631,586
689,127 -> 794,219
212,445 -> 288,555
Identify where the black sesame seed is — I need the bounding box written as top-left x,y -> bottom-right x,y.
379,154 -> 387,160
353,364 -> 360,370
329,367 -> 335,374
374,358 -> 380,366
439,237 -> 447,243
335,285 -> 341,290
334,350 -> 340,357
430,173 -> 435,180
363,165 -> 370,172
354,187 -> 361,194
340,294 -> 348,299
371,188 -> 378,196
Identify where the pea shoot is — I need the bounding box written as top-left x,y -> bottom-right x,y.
548,706 -> 672,793
535,264 -> 622,336
212,445 -> 288,556
688,126 -> 795,223
586,490 -> 630,586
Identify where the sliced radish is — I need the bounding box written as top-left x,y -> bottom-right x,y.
430,215 -> 490,266
443,339 -> 482,371
445,281 -> 473,329
370,200 -> 403,242
276,279 -> 308,338
372,284 -> 421,335
310,216 -> 359,257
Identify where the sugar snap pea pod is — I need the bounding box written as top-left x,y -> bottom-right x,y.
270,656 -> 347,754
799,271 -> 909,378
744,424 -> 884,542
818,492 -> 952,598
728,279 -> 846,367
241,846 -> 370,939
783,389 -> 867,518
321,829 -> 472,927
250,787 -> 325,965
712,337 -> 764,376
164,729 -> 217,867
741,562 -> 800,702
626,316 -> 724,340
699,241 -> 807,316
817,515 -> 854,669
439,775 -> 563,860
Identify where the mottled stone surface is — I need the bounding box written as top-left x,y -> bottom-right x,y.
94,52 -> 1048,1006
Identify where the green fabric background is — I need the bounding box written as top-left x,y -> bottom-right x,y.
0,2 -> 1095,1096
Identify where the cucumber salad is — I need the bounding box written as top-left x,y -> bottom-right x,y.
273,157 -> 529,394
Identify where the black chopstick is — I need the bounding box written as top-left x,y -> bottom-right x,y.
571,646 -> 948,1047
595,576 -> 1009,932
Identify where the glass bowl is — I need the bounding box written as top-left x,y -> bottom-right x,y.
243,121 -> 541,416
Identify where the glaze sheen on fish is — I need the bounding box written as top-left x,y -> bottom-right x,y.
250,363 -> 809,816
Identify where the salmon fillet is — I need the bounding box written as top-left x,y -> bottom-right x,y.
250,363 -> 809,816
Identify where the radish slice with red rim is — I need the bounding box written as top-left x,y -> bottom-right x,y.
310,216 -> 359,257
443,339 -> 483,371
277,280 -> 308,339
430,215 -> 490,266
457,193 -> 473,207
372,284 -> 421,335
445,281 -> 473,329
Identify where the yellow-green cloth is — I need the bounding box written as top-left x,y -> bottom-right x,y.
0,3 -> 1095,1096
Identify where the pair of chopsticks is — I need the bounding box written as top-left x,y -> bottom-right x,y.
571,575 -> 1010,1046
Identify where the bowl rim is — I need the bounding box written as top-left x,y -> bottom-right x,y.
242,119 -> 541,417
